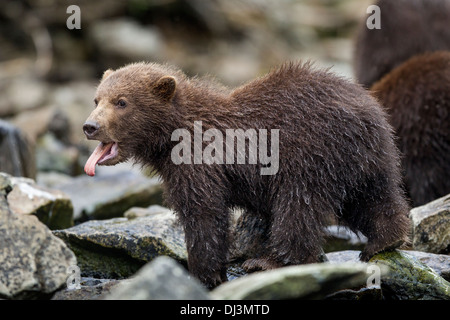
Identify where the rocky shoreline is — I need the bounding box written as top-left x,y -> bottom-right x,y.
0,171 -> 449,300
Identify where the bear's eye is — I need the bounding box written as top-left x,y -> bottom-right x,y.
94,99 -> 98,107
117,99 -> 127,108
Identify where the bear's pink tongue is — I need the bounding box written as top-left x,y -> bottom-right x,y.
84,142 -> 114,176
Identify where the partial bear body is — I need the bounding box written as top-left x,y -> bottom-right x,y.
354,0 -> 450,88
371,51 -> 450,206
83,61 -> 410,288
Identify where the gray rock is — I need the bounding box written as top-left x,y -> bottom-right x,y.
211,262 -> 377,300
55,171 -> 163,221
51,278 -> 123,300
53,209 -> 186,279
36,132 -> 82,176
9,105 -> 56,144
0,191 -> 77,299
410,193 -> 450,254
0,120 -> 36,179
326,250 -> 361,264
370,250 -> 450,300
36,171 -> 74,189
0,77 -> 48,117
124,204 -> 171,219
89,18 -> 165,63
2,172 -> 74,229
103,256 -> 209,300
48,81 -> 98,144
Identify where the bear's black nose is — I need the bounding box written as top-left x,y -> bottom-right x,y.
83,121 -> 100,138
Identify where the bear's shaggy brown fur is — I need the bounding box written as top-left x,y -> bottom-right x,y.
371,51 -> 450,206
354,0 -> 450,88
83,61 -> 410,288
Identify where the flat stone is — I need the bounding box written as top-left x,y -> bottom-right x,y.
211,262 -> 377,300
53,209 -> 186,279
3,173 -> 73,229
55,171 -> 163,221
103,256 -> 209,300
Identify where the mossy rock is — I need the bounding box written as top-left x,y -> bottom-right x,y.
370,250 -> 450,300
409,194 -> 450,254
62,240 -> 144,279
211,262 -> 377,300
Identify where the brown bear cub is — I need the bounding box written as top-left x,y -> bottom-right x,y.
353,0 -> 450,88
371,51 -> 450,206
83,61 -> 410,288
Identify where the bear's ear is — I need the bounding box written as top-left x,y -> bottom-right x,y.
153,76 -> 177,102
102,69 -> 114,81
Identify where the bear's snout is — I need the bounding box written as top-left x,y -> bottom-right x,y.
83,120 -> 100,139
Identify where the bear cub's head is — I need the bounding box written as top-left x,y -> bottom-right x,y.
83,63 -> 179,176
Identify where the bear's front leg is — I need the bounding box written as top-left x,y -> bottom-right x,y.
178,205 -> 230,289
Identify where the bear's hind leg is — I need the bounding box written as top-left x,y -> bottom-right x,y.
342,188 -> 410,262
359,207 -> 410,261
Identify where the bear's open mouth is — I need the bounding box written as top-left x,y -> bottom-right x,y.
84,142 -> 119,176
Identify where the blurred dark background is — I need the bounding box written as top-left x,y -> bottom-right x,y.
0,0 -> 371,179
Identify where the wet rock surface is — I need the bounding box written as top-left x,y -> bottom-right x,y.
2,172 -> 450,300
55,171 -> 163,221
327,250 -> 450,282
410,194 -> 450,254
51,277 -> 122,300
0,182 -> 76,299
0,120 -> 36,179
2,172 -> 73,229
53,206 -> 186,279
211,262 -> 380,300
370,251 -> 450,300
103,256 -> 209,300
